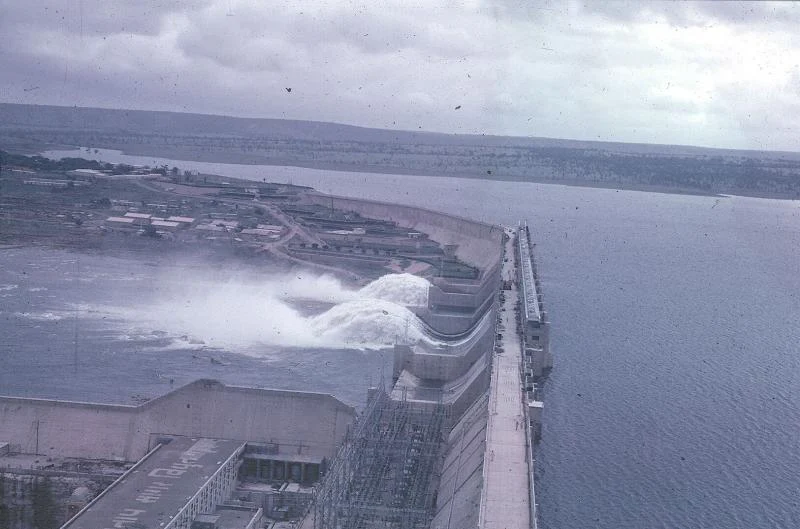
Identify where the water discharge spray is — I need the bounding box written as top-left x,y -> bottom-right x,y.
99,272 -> 435,351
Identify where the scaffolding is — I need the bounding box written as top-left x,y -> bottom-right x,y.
313,388 -> 447,529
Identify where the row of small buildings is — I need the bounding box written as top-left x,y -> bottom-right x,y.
105,212 -> 196,232
105,211 -> 286,241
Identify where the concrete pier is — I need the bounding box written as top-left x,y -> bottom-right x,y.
478,229 -> 534,529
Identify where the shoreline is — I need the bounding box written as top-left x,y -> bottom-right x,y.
15,143 -> 800,202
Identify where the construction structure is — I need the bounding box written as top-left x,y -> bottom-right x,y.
0,380 -> 355,526
311,387 -> 446,529
0,380 -> 354,463
305,211 -> 551,528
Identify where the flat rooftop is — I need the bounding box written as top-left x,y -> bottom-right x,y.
65,436 -> 245,529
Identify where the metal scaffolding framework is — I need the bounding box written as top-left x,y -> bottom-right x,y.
313,388 -> 447,529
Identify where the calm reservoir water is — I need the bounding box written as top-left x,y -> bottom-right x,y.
3,148 -> 799,528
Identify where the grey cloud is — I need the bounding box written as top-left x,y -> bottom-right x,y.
0,0 -> 799,151
673,2 -> 800,27
579,1 -> 800,29
178,4 -> 482,66
176,30 -> 296,73
0,1 -> 212,37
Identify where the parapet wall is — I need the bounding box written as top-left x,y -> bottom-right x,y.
394,311 -> 495,383
416,286 -> 498,336
140,381 -> 353,457
428,260 -> 501,311
412,260 -> 501,336
307,192 -> 504,272
0,397 -> 137,461
430,393 -> 488,529
0,380 -> 355,462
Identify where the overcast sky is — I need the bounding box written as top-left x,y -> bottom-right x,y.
1,1 -> 799,152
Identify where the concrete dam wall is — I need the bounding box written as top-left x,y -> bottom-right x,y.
0,380 -> 355,462
307,192 -> 503,336
307,192 -> 504,273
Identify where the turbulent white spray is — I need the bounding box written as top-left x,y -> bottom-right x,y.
358,273 -> 430,306
310,298 -> 431,346
101,272 -> 434,351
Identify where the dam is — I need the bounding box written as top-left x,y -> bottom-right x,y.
0,187 -> 550,529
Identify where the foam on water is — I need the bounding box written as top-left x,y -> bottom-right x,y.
13,311 -> 65,322
267,272 -> 430,306
310,298 -> 435,347
358,273 -> 430,306
93,272 -> 435,351
271,273 -> 355,303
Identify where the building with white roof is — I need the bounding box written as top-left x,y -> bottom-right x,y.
167,216 -> 196,224
123,212 -> 152,226
105,216 -> 137,230
241,228 -> 281,239
151,220 -> 181,231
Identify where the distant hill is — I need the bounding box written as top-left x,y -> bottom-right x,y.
4,102 -> 798,158
2,103 -> 800,199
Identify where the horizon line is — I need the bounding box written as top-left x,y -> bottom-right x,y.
2,100 -> 799,157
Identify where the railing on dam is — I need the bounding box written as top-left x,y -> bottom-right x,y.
164,442 -> 244,529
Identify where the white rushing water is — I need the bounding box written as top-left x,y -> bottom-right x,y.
358,273 -> 430,307
94,272 -> 433,350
